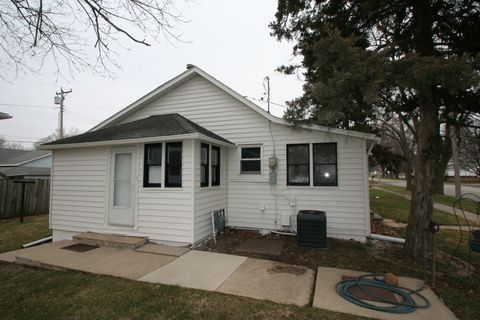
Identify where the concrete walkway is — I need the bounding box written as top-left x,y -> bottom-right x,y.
313,267 -> 457,320
0,240 -> 456,318
375,186 -> 479,224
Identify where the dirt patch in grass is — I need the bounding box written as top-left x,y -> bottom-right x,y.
198,227 -> 480,320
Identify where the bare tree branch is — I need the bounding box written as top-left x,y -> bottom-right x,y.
1,0 -> 186,79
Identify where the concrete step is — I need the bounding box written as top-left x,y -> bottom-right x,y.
73,232 -> 147,249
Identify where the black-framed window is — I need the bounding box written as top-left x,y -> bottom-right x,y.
165,142 -> 182,187
287,144 -> 310,186
200,143 -> 209,187
144,143 -> 162,187
240,146 -> 261,174
211,145 -> 220,186
313,143 -> 337,186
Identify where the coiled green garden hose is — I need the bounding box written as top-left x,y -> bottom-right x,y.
336,273 -> 430,314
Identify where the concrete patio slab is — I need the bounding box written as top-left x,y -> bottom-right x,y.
136,243 -> 190,257
13,240 -> 175,280
87,250 -> 175,280
313,267 -> 457,320
139,250 -> 247,291
0,240 -> 73,263
15,242 -> 126,271
217,258 -> 315,306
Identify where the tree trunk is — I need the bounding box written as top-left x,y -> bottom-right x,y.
433,124 -> 452,195
405,101 -> 441,258
405,160 -> 413,191
451,124 -> 462,198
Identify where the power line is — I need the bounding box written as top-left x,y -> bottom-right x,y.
245,96 -> 289,109
0,103 -> 55,109
1,140 -> 38,143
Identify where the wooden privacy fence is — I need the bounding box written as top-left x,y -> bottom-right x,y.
0,179 -> 50,219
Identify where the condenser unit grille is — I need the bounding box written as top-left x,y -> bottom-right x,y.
296,210 -> 327,248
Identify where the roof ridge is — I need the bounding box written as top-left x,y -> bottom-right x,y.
172,113 -> 195,133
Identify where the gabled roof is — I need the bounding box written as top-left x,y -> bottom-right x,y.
0,148 -> 51,166
42,114 -> 234,148
0,166 -> 50,178
0,112 -> 12,120
90,65 -> 378,142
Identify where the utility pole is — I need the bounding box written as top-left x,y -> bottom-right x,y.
54,88 -> 72,139
263,76 -> 270,113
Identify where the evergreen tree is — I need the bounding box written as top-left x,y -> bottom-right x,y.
271,0 -> 480,258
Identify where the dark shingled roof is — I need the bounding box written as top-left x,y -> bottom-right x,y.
43,114 -> 233,146
0,166 -> 50,178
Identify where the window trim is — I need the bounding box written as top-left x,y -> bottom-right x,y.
165,142 -> 182,188
211,145 -> 221,186
200,143 -> 209,187
240,145 -> 262,174
286,144 -> 310,186
313,142 -> 338,187
143,143 -> 162,188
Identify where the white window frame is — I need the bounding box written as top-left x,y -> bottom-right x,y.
239,145 -> 262,174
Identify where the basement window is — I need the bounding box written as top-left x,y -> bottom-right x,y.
240,146 -> 261,174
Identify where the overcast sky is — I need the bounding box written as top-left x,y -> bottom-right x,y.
0,1 -> 304,148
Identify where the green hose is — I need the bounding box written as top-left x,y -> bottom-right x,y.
336,273 -> 430,314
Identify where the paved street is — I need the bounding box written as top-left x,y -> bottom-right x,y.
380,179 -> 480,200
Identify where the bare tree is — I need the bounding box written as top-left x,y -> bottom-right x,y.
34,127 -> 82,148
377,113 -> 416,190
461,125 -> 480,177
0,0 -> 184,78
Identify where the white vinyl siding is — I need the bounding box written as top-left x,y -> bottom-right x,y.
193,141 -> 228,243
120,75 -> 370,241
51,74 -> 371,244
51,141 -> 194,244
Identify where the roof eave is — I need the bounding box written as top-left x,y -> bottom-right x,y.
40,133 -> 235,150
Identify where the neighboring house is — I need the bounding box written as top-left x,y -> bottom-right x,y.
41,65 -> 377,246
0,148 -> 52,179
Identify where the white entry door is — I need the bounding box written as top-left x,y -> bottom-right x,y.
108,147 -> 136,227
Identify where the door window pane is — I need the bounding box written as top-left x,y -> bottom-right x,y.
114,179 -> 131,207
114,153 -> 131,179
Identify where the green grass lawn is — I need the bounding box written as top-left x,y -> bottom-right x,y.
0,215 -> 362,320
378,184 -> 479,215
0,262 -> 363,320
0,214 -> 51,253
370,188 -> 466,225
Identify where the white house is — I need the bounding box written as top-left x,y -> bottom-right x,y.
41,65 -> 377,246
